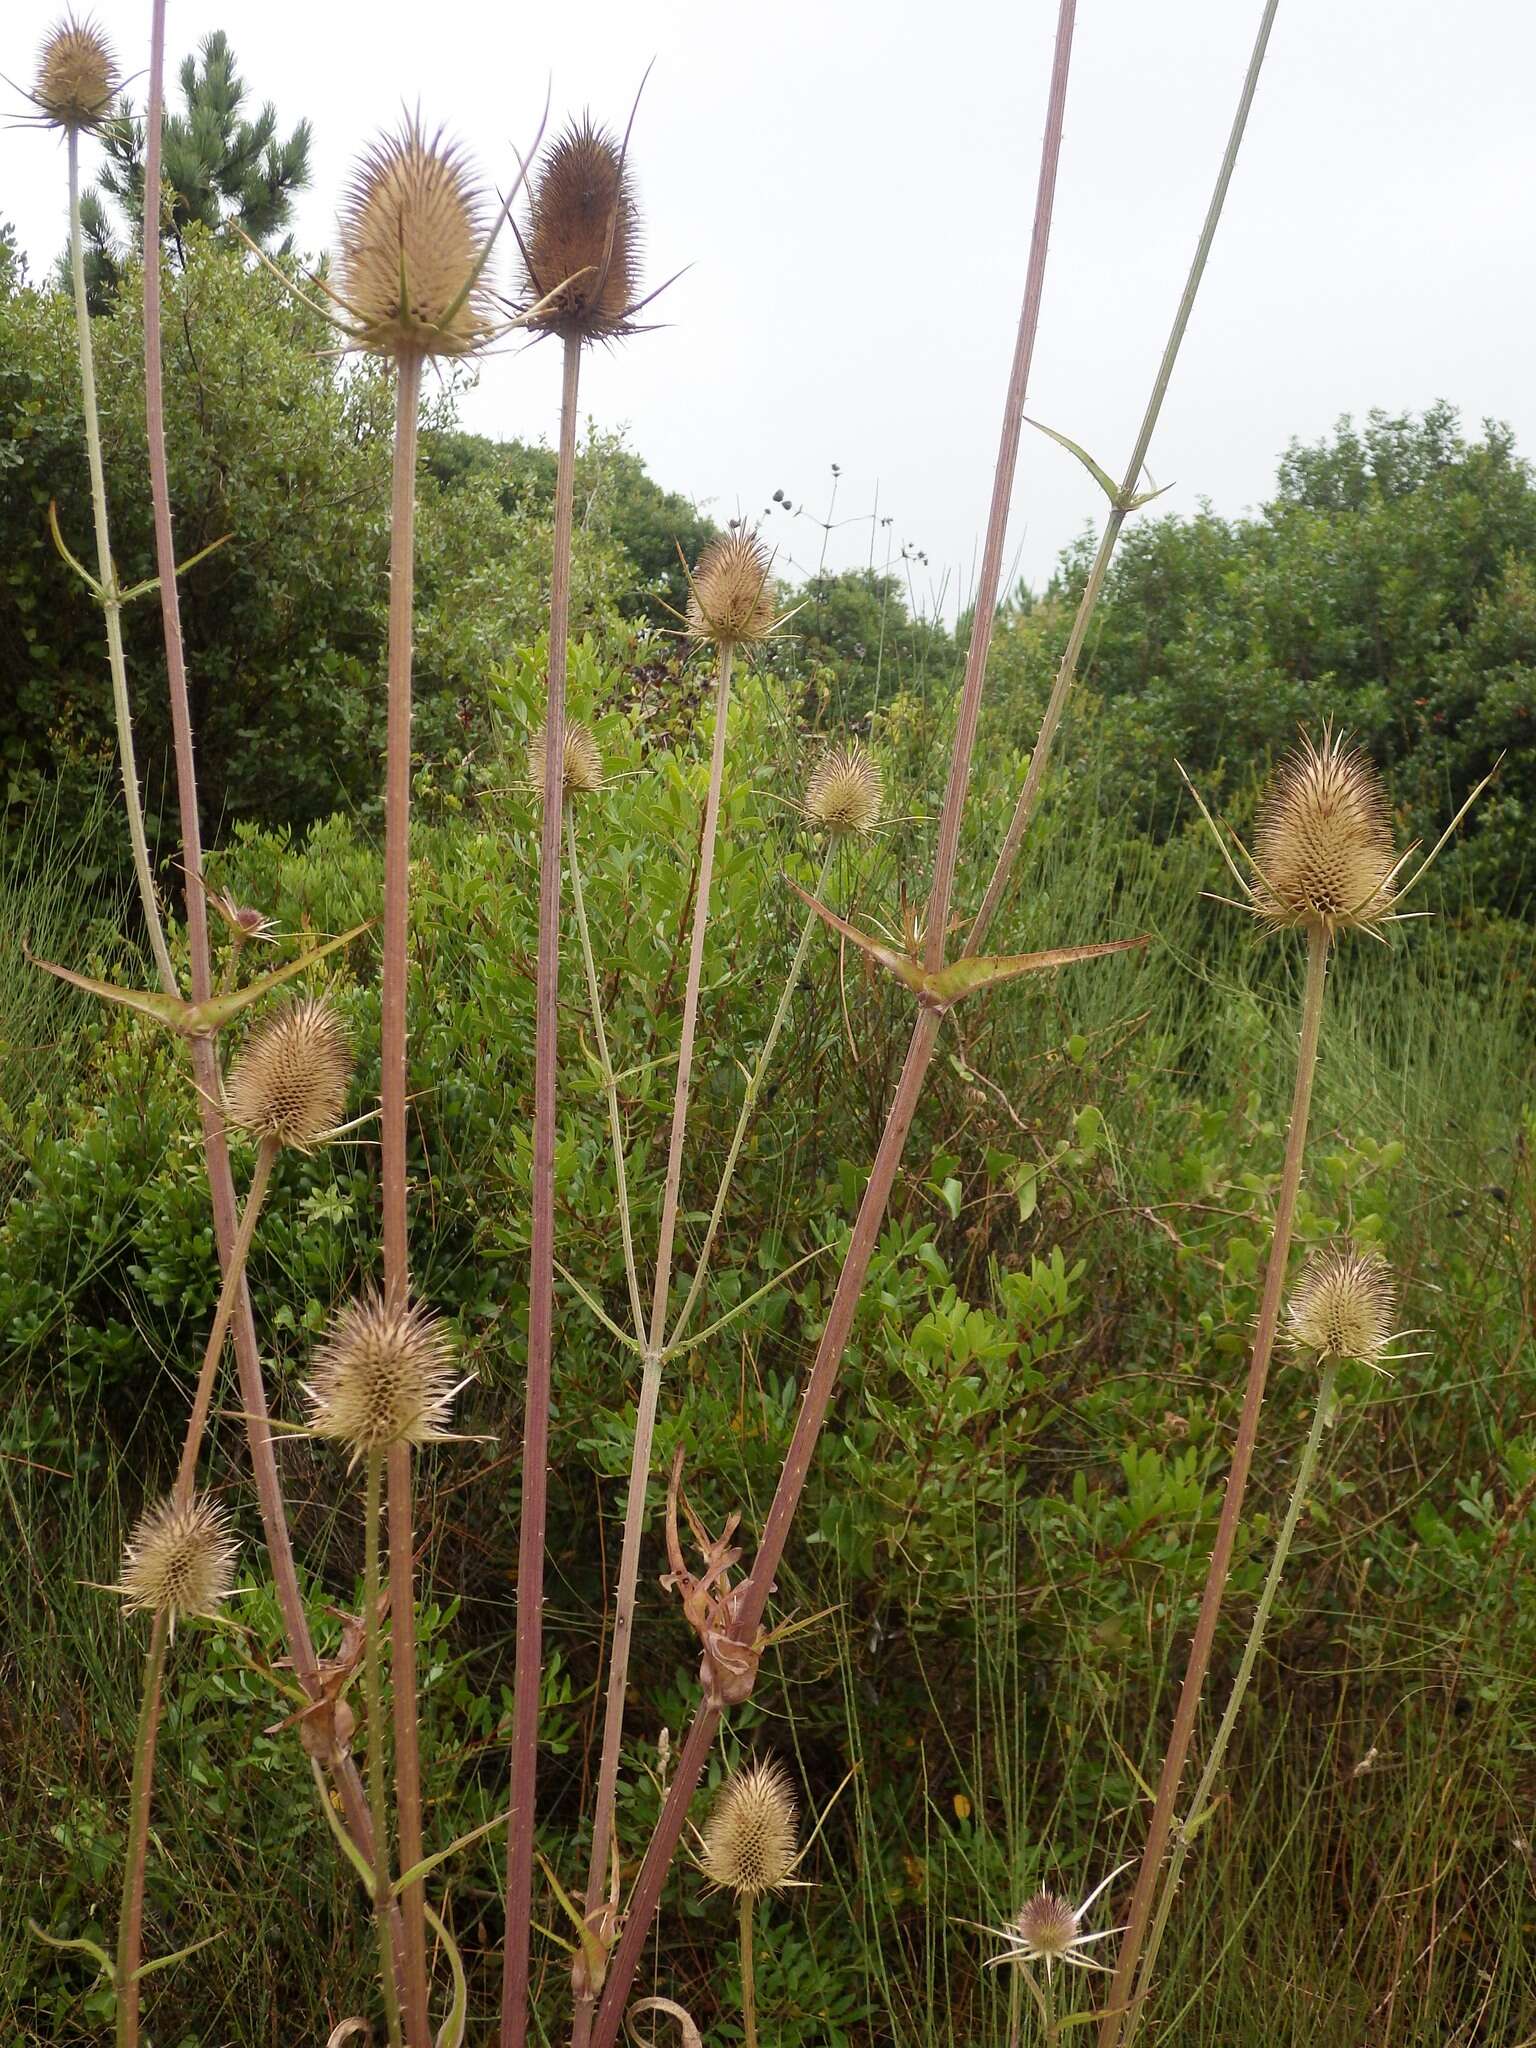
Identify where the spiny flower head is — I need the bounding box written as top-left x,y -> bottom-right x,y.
521,118 -> 639,341
1250,728 -> 1397,936
336,117 -> 494,361
528,718 -> 604,803
805,742 -> 882,837
686,531 -> 776,646
304,1293 -> 459,1456
33,15 -> 118,130
118,1494 -> 237,1632
980,1861 -> 1129,1979
699,1757 -> 799,1898
1287,1243 -> 1397,1369
224,997 -> 352,1152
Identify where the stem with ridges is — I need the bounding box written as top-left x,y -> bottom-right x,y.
738,1895 -> 758,2048
364,1451 -> 404,2048
1098,921 -> 1330,2048
173,1133 -> 277,1502
1120,1361 -> 1338,2048
114,1610 -> 167,2048
501,329 -> 583,2048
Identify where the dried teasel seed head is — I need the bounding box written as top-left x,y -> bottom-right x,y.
224,998 -> 352,1152
118,1494 -> 237,1629
1286,1243 -> 1397,1369
521,117 -> 639,341
528,718 -> 604,803
304,1293 -> 459,1456
1013,1890 -> 1081,1962
805,742 -> 882,837
34,14 -> 119,130
337,117 -> 493,361
699,1757 -> 799,1898
686,531 -> 776,646
1251,729 -> 1398,935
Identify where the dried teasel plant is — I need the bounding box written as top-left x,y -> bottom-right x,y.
697,1759 -> 801,2048
517,116 -> 642,343
528,717 -> 605,802
21,13 -> 119,130
224,997 -> 352,1153
1286,1242 -> 1399,1369
684,530 -> 779,648
116,1494 -> 238,1634
804,742 -> 883,839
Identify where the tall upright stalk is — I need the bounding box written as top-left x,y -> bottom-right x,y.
65,127 -> 177,1000
589,12 -> 1079,2037
364,1450 -> 405,2048
114,1610 -> 167,2048
501,329 -> 583,2048
1098,924 -> 1330,2047
737,1895 -> 759,2048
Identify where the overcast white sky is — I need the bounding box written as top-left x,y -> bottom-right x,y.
5,1 -> 1533,610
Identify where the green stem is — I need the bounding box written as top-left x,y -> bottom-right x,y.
1017,1967 -> 1056,2048
1122,1363 -> 1338,2048
66,128 -> 178,1000
173,1135 -> 277,1503
738,1894 -> 758,2048
364,1451 -> 404,2048
115,1610 -> 168,2048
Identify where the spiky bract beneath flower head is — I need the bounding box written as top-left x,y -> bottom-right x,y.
1251,729 -> 1397,936
522,118 -> 639,341
34,15 -> 118,130
224,997 -> 352,1151
1287,1243 -> 1397,1368
1014,1891 -> 1081,1962
336,118 -> 493,361
528,718 -> 604,803
686,531 -> 775,646
119,1494 -> 237,1629
305,1294 -> 459,1455
805,743 -> 882,837
699,1758 -> 799,1898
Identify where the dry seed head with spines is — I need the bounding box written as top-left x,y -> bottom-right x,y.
118,1494 -> 238,1630
521,117 -> 639,341
304,1293 -> 460,1455
528,718 -> 604,803
32,14 -> 118,130
806,742 -> 882,837
336,116 -> 494,361
1287,1243 -> 1397,1369
699,1757 -> 799,1898
1251,728 -> 1398,936
224,997 -> 352,1152
686,531 -> 776,646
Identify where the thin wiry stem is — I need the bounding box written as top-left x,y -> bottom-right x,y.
380,350 -> 432,2048
501,329 -> 582,2048
365,1451 -> 405,2048
738,1895 -> 758,2048
1098,921 -> 1331,2048
590,12 -> 1078,2031
173,1135 -> 277,1502
141,0 -> 401,1989
114,1609 -> 167,2048
967,0 -> 1282,960
1121,1364 -> 1339,2047
66,127 -> 178,999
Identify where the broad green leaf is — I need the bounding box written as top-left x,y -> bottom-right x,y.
785,877 -> 926,994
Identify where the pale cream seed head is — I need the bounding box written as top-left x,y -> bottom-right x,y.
1287,1243 -> 1397,1368
1013,1890 -> 1080,1961
34,15 -> 118,130
337,118 -> 494,361
224,997 -> 352,1152
1251,729 -> 1398,935
304,1294 -> 459,1455
805,742 -> 882,837
528,719 -> 604,803
699,1758 -> 799,1899
686,532 -> 776,646
119,1494 -> 237,1627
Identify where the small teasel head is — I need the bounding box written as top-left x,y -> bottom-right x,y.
1250,728 -> 1397,937
224,997 -> 352,1152
805,742 -> 882,838
31,14 -> 119,131
208,889 -> 279,946
1286,1242 -> 1397,1371
118,1494 -> 237,1634
304,1293 -> 460,1456
699,1757 -> 800,1899
336,116 -> 494,361
979,1859 -> 1130,1978
520,117 -> 640,342
686,531 -> 776,647
528,718 -> 604,804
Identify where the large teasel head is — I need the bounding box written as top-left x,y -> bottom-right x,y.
335,115 -> 495,361
1286,1242 -> 1398,1372
519,116 -> 641,342
699,1758 -> 800,1899
528,717 -> 604,805
224,997 -> 352,1152
117,1494 -> 238,1636
685,531 -> 778,648
805,742 -> 882,838
304,1293 -> 461,1457
28,14 -> 119,131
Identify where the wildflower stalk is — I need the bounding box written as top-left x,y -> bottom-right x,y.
501,329 -> 583,2048
380,349 -> 433,2048
114,1610 -> 167,2048
738,1894 -> 758,2048
140,0 -> 399,1984
1098,922 -> 1330,2047
1121,1363 -> 1339,2048
65,126 -> 178,999
589,10 -> 1078,2035
364,1449 -> 405,2048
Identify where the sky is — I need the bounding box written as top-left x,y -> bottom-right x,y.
5,0 -> 1534,613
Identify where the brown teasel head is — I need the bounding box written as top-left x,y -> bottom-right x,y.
224,997 -> 352,1152
528,718 -> 604,804
336,116 -> 494,361
1250,728 -> 1398,936
805,742 -> 882,837
686,531 -> 776,647
303,1292 -> 460,1457
699,1757 -> 800,1899
520,118 -> 639,342
33,15 -> 119,131
1286,1242 -> 1397,1370
118,1493 -> 238,1633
